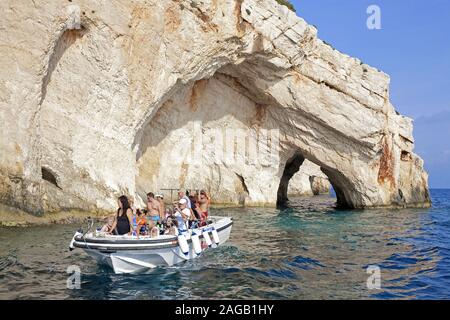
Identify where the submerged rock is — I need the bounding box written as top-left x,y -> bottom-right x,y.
0,0 -> 430,214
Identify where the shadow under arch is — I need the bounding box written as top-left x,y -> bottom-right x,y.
277,151 -> 305,206
132,69 -> 283,202
276,150 -> 353,209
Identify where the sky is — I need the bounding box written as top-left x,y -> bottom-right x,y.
289,0 -> 450,188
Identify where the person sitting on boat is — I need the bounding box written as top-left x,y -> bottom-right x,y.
134,209 -> 147,237
149,224 -> 159,238
109,195 -> 133,235
164,217 -> 179,236
100,216 -> 115,234
131,210 -> 138,236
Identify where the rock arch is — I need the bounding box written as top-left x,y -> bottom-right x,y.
287,160 -> 331,197
129,0 -> 430,209
0,0 -> 430,213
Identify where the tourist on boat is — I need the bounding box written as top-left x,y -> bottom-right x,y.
197,190 -> 210,226
146,192 -> 163,224
128,195 -> 138,215
131,211 -> 138,236
135,209 -> 147,237
193,201 -> 203,226
129,196 -> 143,236
100,216 -> 115,234
155,194 -> 166,218
178,190 -> 191,209
164,217 -> 179,236
164,207 -> 172,220
149,224 -> 159,238
189,194 -> 200,218
178,198 -> 193,228
173,200 -> 187,231
110,195 -> 133,235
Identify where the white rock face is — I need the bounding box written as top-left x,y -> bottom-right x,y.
288,160 -> 330,196
0,0 -> 430,214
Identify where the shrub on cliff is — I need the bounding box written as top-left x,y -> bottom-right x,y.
276,0 -> 296,12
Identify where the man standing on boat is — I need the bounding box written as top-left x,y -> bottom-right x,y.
146,192 -> 164,224
155,194 -> 166,218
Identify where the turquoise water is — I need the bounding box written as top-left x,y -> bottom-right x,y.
0,189 -> 449,299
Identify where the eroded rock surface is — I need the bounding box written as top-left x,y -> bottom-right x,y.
0,0 -> 430,214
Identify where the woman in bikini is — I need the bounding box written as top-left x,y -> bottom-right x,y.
197,190 -> 210,227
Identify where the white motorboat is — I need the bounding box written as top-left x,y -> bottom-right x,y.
69,216 -> 233,274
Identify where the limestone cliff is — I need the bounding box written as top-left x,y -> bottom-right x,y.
0,0 -> 430,214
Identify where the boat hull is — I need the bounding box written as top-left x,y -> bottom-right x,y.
71,216 -> 233,274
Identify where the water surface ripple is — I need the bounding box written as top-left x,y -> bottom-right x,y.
0,189 -> 449,299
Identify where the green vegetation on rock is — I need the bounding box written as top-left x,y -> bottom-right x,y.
276,0 -> 296,12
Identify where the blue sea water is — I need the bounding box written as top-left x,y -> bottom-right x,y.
0,189 -> 449,299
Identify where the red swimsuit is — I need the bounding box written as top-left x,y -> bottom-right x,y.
199,211 -> 208,226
